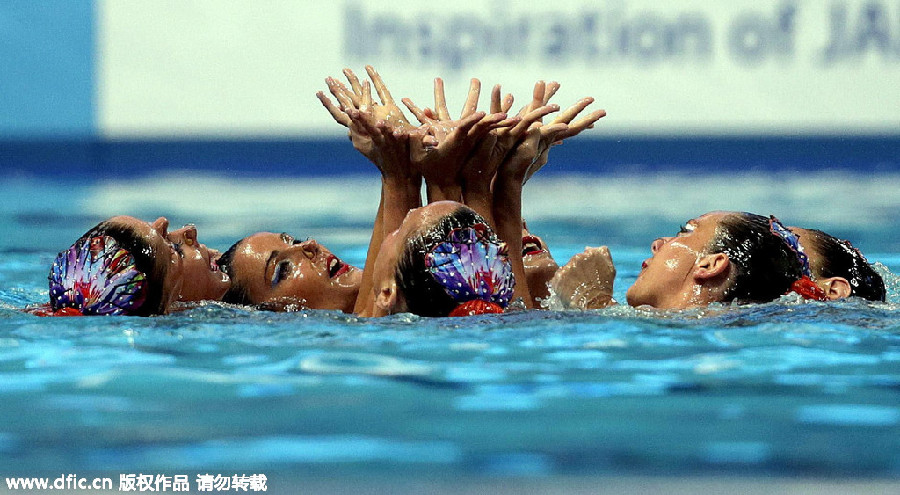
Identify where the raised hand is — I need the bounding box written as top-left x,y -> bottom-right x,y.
461,100 -> 559,196
402,78 -> 510,202
344,104 -> 416,181
497,120 -> 567,185
317,77 -> 380,163
318,66 -> 413,128
525,97 -> 606,182
318,66 -> 424,165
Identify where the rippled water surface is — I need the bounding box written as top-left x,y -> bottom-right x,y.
1,174 -> 898,490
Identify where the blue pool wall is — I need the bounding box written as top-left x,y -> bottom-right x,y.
2,136 -> 899,178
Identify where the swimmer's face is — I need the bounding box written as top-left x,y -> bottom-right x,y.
106,215 -> 184,313
522,224 -> 558,302
226,232 -> 361,312
166,224 -> 230,302
626,212 -> 726,309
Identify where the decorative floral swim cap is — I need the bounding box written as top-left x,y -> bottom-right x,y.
425,223 -> 515,314
48,234 -> 148,316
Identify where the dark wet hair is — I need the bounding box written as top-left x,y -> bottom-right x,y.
216,239 -> 253,306
800,229 -> 885,302
102,221 -> 170,315
705,212 -> 804,304
49,221 -> 168,316
395,206 -> 511,317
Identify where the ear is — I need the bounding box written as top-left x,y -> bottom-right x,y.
694,253 -> 730,281
374,279 -> 398,314
820,276 -> 852,300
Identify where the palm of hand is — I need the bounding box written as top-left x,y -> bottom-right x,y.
460,134 -> 501,188
348,123 -> 376,163
500,127 -> 542,182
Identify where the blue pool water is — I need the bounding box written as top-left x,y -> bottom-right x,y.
1,173 -> 899,492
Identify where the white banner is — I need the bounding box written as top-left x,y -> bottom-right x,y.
98,0 -> 900,137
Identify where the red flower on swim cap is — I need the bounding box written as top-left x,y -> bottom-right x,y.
790,275 -> 829,301
27,305 -> 84,317
449,300 -> 504,317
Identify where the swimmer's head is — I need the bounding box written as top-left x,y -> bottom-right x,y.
216,232 -> 361,312
788,227 -> 885,302
626,211 -> 804,309
370,201 -> 515,317
48,216 -> 184,316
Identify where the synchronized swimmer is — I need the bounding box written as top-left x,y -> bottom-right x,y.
36,66 -> 886,317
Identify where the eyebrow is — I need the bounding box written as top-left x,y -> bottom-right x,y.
264,250 -> 280,284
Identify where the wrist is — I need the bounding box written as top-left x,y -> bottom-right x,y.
426,181 -> 462,203
493,173 -> 526,191
463,179 -> 492,197
383,175 -> 422,198
463,188 -> 492,209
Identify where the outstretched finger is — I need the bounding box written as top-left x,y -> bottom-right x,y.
360,80 -> 373,112
490,85 -> 502,114
326,77 -> 357,111
540,122 -> 569,140
551,97 -> 595,125
500,92 -> 514,113
468,112 -> 508,139
433,78 -> 451,121
365,65 -> 396,107
557,109 -> 606,140
460,78 -> 482,119
519,80 -> 546,117
491,84 -> 515,115
490,116 -> 522,130
442,111 -> 486,149
316,91 -> 351,127
542,81 -> 561,105
402,97 -> 431,125
342,68 -> 364,103
453,111 -> 487,136
511,104 -> 560,137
